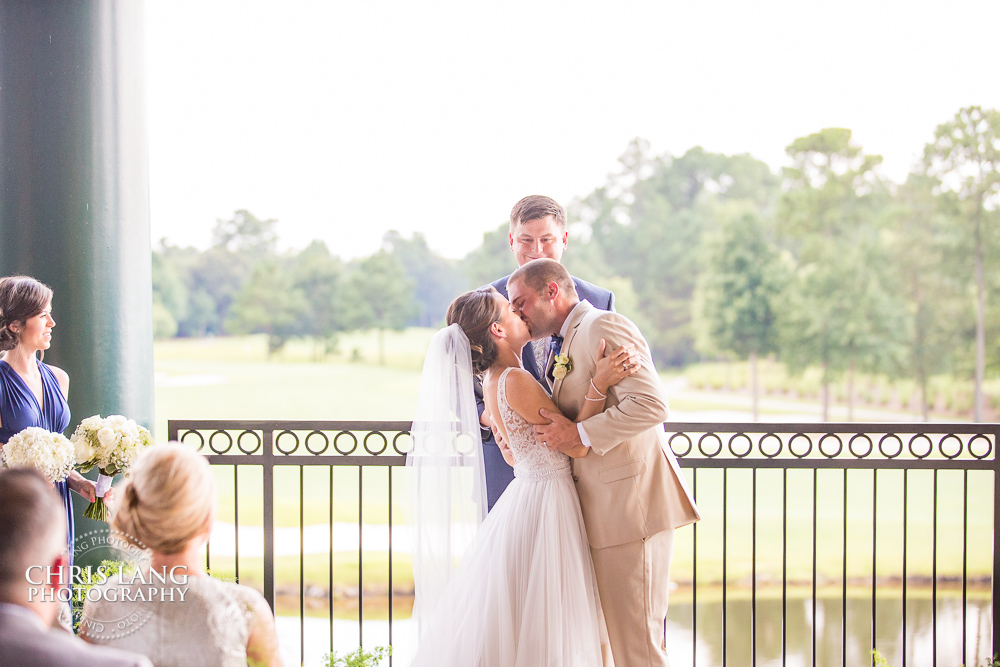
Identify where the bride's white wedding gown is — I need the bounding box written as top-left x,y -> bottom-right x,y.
410,367 -> 606,666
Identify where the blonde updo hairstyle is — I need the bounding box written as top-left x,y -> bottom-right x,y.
446,286 -> 504,375
113,444 -> 216,555
0,275 -> 53,353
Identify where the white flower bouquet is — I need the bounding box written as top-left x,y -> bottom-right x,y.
72,414 -> 154,521
0,426 -> 76,484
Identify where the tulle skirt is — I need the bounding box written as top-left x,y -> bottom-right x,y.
410,468 -> 606,667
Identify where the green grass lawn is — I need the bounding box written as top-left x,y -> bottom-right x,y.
155,332 -> 995,590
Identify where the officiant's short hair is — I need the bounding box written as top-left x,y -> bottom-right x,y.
509,195 -> 566,232
508,258 -> 578,300
0,468 -> 65,588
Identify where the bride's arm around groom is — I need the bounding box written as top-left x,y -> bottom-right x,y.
507,258 -> 698,667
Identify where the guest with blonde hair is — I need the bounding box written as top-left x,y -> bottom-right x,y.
82,444 -> 282,666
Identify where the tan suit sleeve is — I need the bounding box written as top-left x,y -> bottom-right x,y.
578,312 -> 668,456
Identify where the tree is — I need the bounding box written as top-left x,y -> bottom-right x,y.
777,128 -> 905,420
186,246 -> 252,335
574,142 -> 780,367
923,106 -> 1000,421
343,251 -> 415,365
383,231 -> 469,327
226,260 -> 308,358
290,241 -> 346,359
695,210 -> 787,420
180,210 -> 280,335
461,223 -> 513,288
151,249 -> 187,339
211,209 -> 278,257
884,174 -> 969,420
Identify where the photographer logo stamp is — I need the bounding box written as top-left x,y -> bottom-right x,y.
24,528 -> 191,641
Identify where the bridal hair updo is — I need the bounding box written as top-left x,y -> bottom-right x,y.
446,286 -> 504,375
0,275 -> 53,352
113,444 -> 215,555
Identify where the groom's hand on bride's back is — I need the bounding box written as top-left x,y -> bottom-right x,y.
534,410 -> 583,453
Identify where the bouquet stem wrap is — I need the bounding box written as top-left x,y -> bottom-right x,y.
84,472 -> 115,521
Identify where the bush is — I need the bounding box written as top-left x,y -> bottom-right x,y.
324,646 -> 391,667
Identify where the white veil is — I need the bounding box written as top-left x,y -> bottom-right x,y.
406,323 -> 488,633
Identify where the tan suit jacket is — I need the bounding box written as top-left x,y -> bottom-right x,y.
552,300 -> 699,549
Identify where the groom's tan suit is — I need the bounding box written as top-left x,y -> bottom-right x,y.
550,300 -> 699,666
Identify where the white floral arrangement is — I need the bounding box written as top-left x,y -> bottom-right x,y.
1,426 -> 75,484
72,414 -> 154,521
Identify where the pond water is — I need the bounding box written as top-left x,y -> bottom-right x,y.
276,593 -> 992,666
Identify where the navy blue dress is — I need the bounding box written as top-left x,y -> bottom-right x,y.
0,359 -> 74,565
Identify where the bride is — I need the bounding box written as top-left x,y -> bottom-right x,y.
407,286 -> 638,666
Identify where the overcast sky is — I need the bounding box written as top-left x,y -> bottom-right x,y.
144,0 -> 1000,260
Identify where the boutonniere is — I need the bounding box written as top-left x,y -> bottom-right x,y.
552,353 -> 572,380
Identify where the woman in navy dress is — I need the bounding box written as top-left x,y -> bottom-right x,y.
0,275 -> 100,566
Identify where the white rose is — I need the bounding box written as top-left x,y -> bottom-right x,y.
552,364 -> 568,381
74,438 -> 95,465
107,415 -> 128,428
97,427 -> 118,449
81,415 -> 105,431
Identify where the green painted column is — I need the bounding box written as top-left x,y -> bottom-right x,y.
0,2 -> 153,538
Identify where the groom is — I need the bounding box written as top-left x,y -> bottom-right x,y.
507,258 -> 699,667
477,195 -> 615,510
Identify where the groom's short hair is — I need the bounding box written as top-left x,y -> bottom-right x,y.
0,468 -> 65,591
508,258 -> 578,300
509,195 -> 566,232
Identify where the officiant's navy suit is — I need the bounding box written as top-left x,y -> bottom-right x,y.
477,274 -> 615,510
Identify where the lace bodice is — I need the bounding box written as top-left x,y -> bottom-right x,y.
497,367 -> 571,481
83,574 -> 266,667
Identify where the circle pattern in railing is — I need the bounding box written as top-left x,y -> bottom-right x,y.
333,431 -> 358,456
209,430 -> 233,455
305,431 -> 329,455
180,429 -> 205,451
171,423 -> 996,463
760,433 -> 782,458
668,433 -> 693,458
907,434 -> 933,459
697,433 -> 723,458
658,427 -> 996,462
275,430 -> 298,455
848,434 -> 873,458
238,431 -> 262,455
939,434 -> 963,460
788,433 -> 812,458
728,433 -> 753,458
392,432 -> 413,455
364,431 -> 388,456
878,434 -> 903,459
818,433 -> 843,458
969,434 -> 992,460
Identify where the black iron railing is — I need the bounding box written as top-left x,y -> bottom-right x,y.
168,419 -> 1000,667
